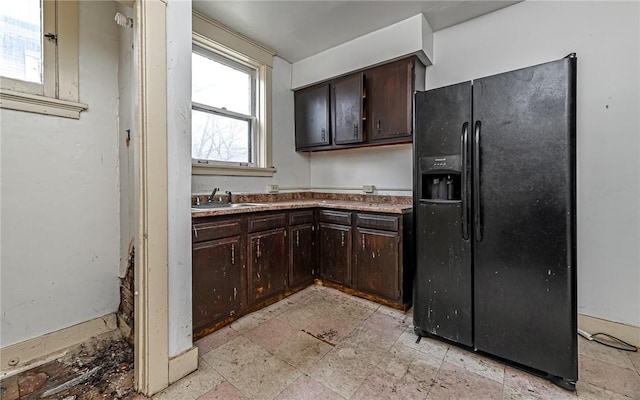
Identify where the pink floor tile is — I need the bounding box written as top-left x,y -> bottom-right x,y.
361,310 -> 409,343
628,350 -> 640,375
351,367 -> 430,400
429,361 -> 503,400
195,326 -> 239,355
579,354 -> 640,398
275,374 -> 344,400
503,366 -> 576,399
244,317 -> 298,352
303,317 -> 355,346
198,381 -> 248,400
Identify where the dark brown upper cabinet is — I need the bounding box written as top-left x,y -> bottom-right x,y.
367,58 -> 413,141
295,56 -> 425,152
331,73 -> 365,145
294,83 -> 330,149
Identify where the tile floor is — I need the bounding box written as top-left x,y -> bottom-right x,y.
154,285 -> 640,400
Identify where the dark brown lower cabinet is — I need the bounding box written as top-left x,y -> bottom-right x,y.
319,222 -> 352,286
319,210 -> 412,309
192,236 -> 244,334
354,227 -> 400,301
289,223 -> 316,286
192,207 -> 412,338
248,227 -> 287,304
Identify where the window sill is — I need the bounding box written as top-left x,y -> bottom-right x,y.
0,89 -> 88,119
192,164 -> 276,177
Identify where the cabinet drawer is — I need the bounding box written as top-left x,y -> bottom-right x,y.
356,213 -> 399,231
248,213 -> 286,233
289,210 -> 314,226
192,218 -> 241,243
319,209 -> 352,225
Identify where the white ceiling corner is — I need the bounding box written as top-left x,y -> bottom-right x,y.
192,1 -> 521,63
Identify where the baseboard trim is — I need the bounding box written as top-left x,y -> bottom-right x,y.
578,313 -> 640,347
168,346 -> 199,384
0,313 -> 118,378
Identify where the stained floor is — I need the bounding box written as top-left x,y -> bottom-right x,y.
0,332 -> 144,400
154,285 -> 640,400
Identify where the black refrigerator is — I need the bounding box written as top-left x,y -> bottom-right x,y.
413,55 -> 577,389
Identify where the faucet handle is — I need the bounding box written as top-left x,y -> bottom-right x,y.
225,191 -> 232,203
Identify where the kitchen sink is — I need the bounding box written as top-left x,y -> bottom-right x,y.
191,202 -> 264,210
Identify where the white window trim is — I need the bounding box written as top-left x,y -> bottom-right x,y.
0,0 -> 87,119
192,11 -> 275,177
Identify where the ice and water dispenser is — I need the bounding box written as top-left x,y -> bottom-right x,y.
419,155 -> 462,201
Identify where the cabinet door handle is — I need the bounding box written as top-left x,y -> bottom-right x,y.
354,123 -> 359,138
256,239 -> 261,258
341,231 -> 345,247
321,128 -> 326,142
377,120 -> 381,132
233,287 -> 237,299
192,225 -> 198,238
231,244 -> 235,265
362,233 -> 366,250
296,230 -> 300,246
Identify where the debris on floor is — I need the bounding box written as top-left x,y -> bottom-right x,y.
0,332 -> 145,400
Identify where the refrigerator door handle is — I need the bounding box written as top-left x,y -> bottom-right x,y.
473,121 -> 483,242
461,122 -> 469,240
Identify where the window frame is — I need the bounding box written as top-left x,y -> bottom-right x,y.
0,0 -> 87,119
191,44 -> 258,167
191,11 -> 275,177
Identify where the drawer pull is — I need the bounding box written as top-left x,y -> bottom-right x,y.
192,225 -> 198,238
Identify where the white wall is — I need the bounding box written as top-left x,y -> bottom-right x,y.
0,1 -> 121,347
427,1 -> 640,327
117,3 -> 135,278
309,145 -> 413,195
291,13 -> 433,89
192,56 -> 310,194
166,0 -> 193,357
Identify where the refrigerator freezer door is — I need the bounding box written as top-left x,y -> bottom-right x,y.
414,82 -> 473,346
472,58 -> 577,382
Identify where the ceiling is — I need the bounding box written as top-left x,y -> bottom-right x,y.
192,1 -> 521,63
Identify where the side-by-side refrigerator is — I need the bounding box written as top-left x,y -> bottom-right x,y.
413,55 -> 577,389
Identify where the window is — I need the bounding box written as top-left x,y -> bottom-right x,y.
0,0 -> 86,119
192,46 -> 257,165
192,12 -> 275,176
0,0 -> 42,84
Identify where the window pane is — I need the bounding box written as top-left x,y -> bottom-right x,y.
192,51 -> 252,115
192,109 -> 251,163
0,0 -> 42,83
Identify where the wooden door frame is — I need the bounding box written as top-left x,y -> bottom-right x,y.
133,0 -> 170,395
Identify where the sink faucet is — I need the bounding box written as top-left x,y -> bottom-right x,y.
207,187 -> 219,203
225,191 -> 232,203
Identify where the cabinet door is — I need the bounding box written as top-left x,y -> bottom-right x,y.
368,59 -> 413,141
192,236 -> 244,333
319,223 -> 351,286
331,73 -> 364,144
289,223 -> 316,286
295,84 -> 330,149
354,227 -> 400,301
248,228 -> 287,303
